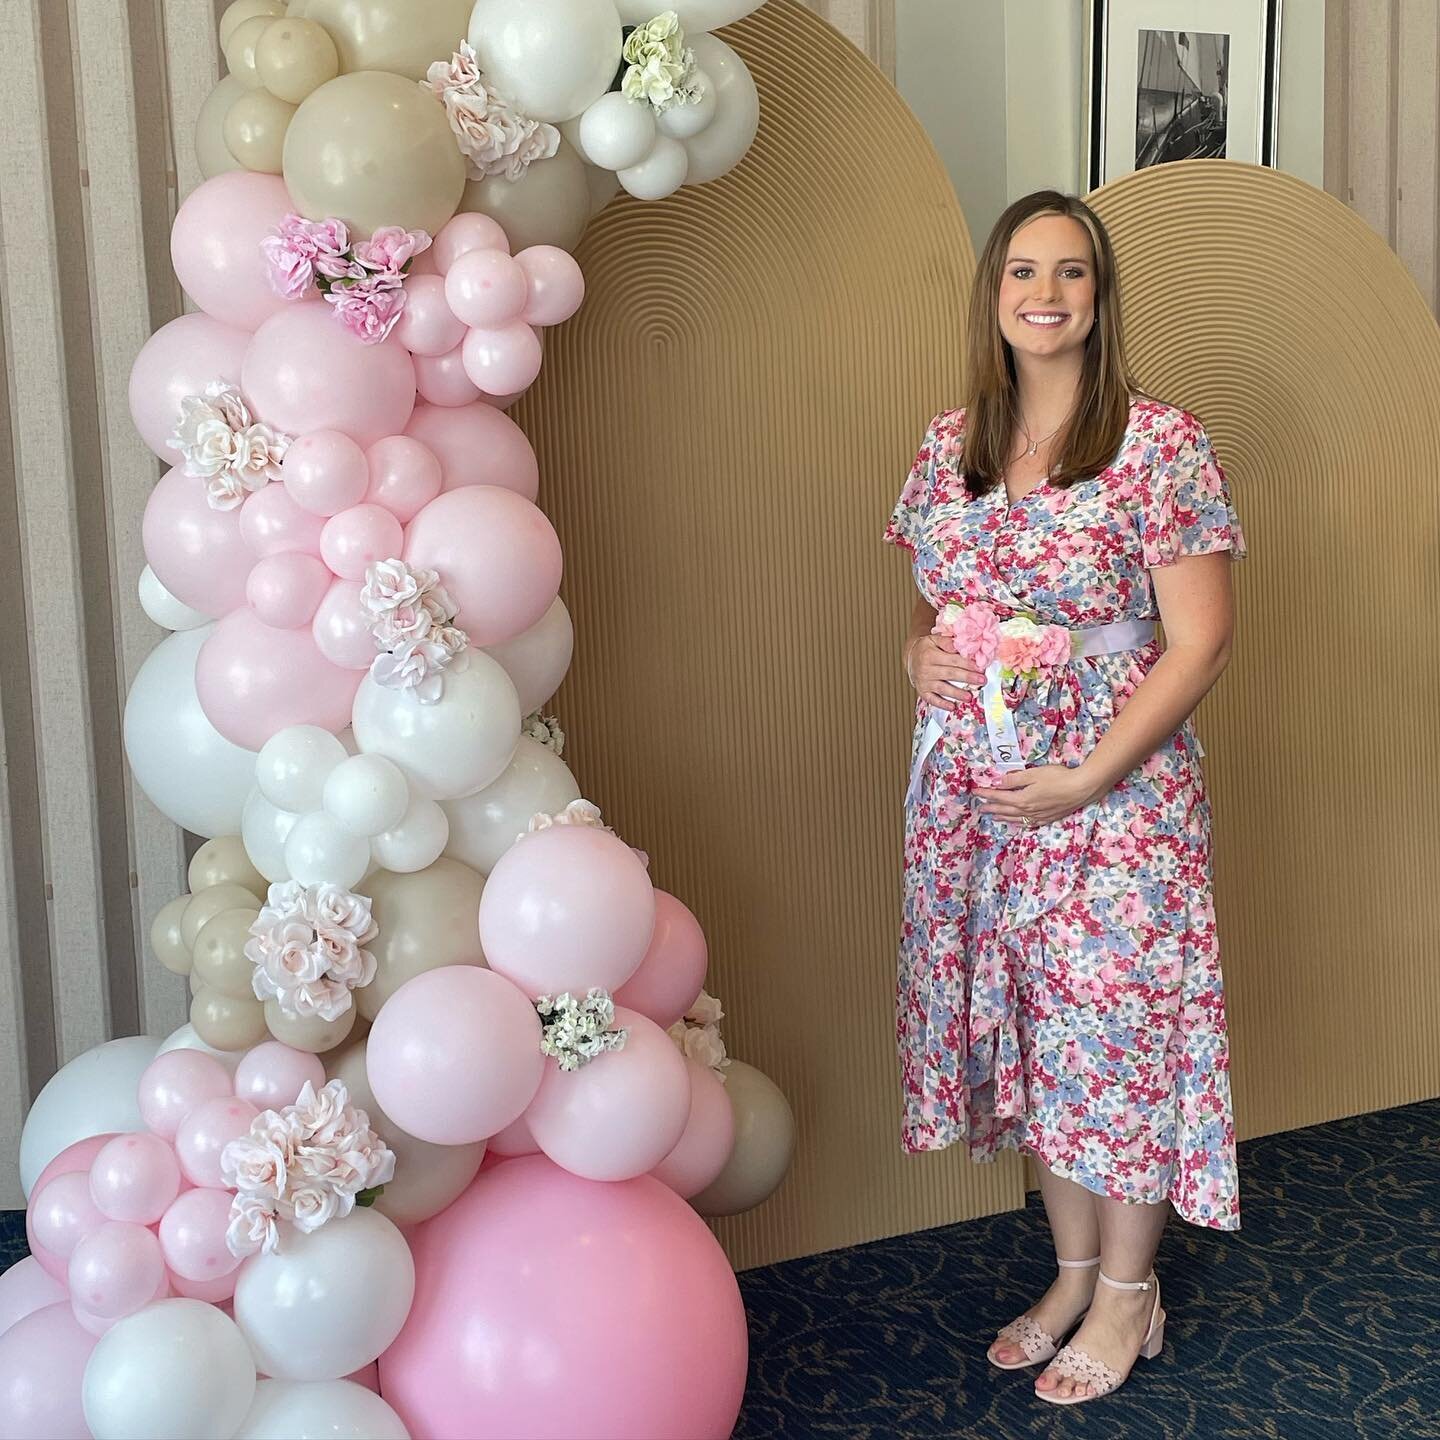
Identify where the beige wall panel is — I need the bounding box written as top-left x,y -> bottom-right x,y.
1396,0 -> 1438,310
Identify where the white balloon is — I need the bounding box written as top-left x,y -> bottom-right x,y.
123,626 -> 259,838
138,565 -> 209,631
615,0 -> 763,26
468,0 -> 623,122
681,33 -> 759,185
233,1208 -> 415,1380
656,70 -> 717,139
441,737 -> 580,875
19,1036 -> 161,1198
370,794 -> 449,873
284,810 -> 372,888
256,726 -> 348,813
157,1023 -> 247,1075
322,753 -> 410,838
242,788 -> 298,883
618,133 -> 689,199
235,1379 -> 409,1440
350,654 -> 522,801
481,596 -> 573,713
82,1298 -> 256,1440
578,91 -> 657,171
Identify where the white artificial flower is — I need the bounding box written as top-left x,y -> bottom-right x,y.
245,883 -> 377,1022
526,798 -> 608,834
620,12 -> 704,112
226,1193 -> 281,1258
521,711 -> 566,756
686,988 -> 724,1026
167,382 -> 290,510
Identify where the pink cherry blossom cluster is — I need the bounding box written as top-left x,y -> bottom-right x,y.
244,881 -> 378,1023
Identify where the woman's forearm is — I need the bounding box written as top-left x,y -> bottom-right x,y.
904,595 -> 937,666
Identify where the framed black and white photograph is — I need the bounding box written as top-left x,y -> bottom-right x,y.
1087,0 -> 1283,189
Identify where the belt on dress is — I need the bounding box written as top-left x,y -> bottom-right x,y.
904,616 -> 1158,806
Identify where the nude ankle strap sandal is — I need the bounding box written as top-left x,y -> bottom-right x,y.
1035,1268 -> 1166,1405
986,1255 -> 1101,1371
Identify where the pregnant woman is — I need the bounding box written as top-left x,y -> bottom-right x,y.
884,190 -> 1246,1406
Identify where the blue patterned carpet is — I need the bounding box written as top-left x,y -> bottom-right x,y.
5,1098 -> 1437,1438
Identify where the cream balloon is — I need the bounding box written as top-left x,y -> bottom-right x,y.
577,92 -> 656,172
193,987 -> 270,1051
189,835 -> 268,898
150,896 -> 193,976
441,737 -> 579,875
467,0 -> 622,123
687,1058 -> 796,1217
223,88 -> 295,173
195,76 -> 247,178
303,0 -> 474,82
225,14 -> 278,88
582,161 -> 622,218
614,0 -> 762,25
482,596 -> 573,713
458,140 -> 591,254
254,16 -> 338,103
139,565 -> 211,632
263,999 -> 357,1055
618,134 -> 688,200
681,33 -> 759,186
193,909 -> 262,999
370,795 -> 449,874
220,0 -> 286,47
242,788 -> 299,883
182,883 -> 265,949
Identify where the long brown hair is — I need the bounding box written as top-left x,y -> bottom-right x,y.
961,190 -> 1149,499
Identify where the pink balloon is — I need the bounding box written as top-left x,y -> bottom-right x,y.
612,891 -> 709,1027
0,1258 -> 67,1340
486,1110 -> 539,1157
137,1050 -> 234,1140
346,1362 -> 381,1394
142,467 -> 254,618
174,1096 -> 258,1189
403,486 -> 561,646
88,1132 -> 182,1224
68,1221 -> 165,1319
433,212 -> 511,273
24,1135 -> 115,1281
366,967 -> 544,1146
171,172 -> 307,329
281,430 -> 371,516
240,481 -> 326,557
516,246 -> 585,327
409,245 -> 440,277
444,249 -> 528,329
28,1171 -> 107,1269
233,1040 -> 325,1110
650,1057 -> 735,1198
379,1157 -> 747,1440
394,273 -> 467,357
524,1008 -> 690,1181
0,1302 -> 98,1440
311,579 -> 378,669
479,825 -> 655,999
168,1268 -> 238,1302
195,607 -> 362,750
128,313 -> 250,459
461,321 -> 543,396
402,402 -> 538,499
365,436 -> 443,523
246,552 -> 331,628
242,300 -> 416,448
320,504 -> 404,580
158,1187 -> 242,1282
413,343 -> 483,407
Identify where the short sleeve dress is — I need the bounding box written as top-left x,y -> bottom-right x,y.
883,396 -> 1245,1230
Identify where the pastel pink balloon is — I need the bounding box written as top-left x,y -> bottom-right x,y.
433,212 -> 510,273
246,552 -> 331,628
413,343 -> 483,407
137,1050 -> 234,1140
516,245 -> 585,327
233,1040 -> 325,1110
87,1132 -> 182,1224
650,1057 -> 735,1198
403,402 -> 538,499
612,891 -> 709,1028
68,1220 -> 165,1319
0,1257 -> 67,1339
479,824 -> 655,1000
347,1362 -> 381,1394
242,300 -> 416,448
394,273 -> 466,357
281,430 -> 371,516
311,579 -> 378,669
409,245 -> 440,277
171,172 -> 306,328
486,1110 -> 539,1157
320,503 -> 404,580
461,321 -> 542,397
0,1302 -> 98,1439
378,1157 -> 747,1440
195,606 -> 361,750
128,313 -> 249,458
366,966 -> 545,1146
142,467 -> 253,617
480,387 -> 528,410
240,481 -> 326,557
444,248 -> 528,329
24,1135 -> 115,1281
168,1267 -> 238,1302
365,436 -> 443,523
174,1096 -> 258,1189
28,1171 -> 107,1268
158,1186 -> 241,1282
403,486 -> 561,646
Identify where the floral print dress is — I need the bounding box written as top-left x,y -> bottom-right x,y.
883,396 -> 1245,1230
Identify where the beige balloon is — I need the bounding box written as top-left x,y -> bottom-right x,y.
357,857 -> 486,1020
328,1041 -> 485,1224
151,896 -> 193,976
225,14 -> 279,88
220,0 -> 287,48
182,883 -> 264,950
303,0 -> 474,82
459,139 -> 590,253
224,88 -> 296,173
264,998 -> 357,1054
583,160 -> 622,219
189,836 -> 267,898
195,74 -> 247,180
687,1058 -> 796,1218
189,969 -> 205,997
283,71 -> 465,239
255,17 -> 339,104
193,908 -> 262,1000
193,986 -> 270,1050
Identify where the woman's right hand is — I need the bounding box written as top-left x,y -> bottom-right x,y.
904,636 -> 986,712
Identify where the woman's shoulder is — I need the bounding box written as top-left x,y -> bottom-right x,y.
1131,394 -> 1209,448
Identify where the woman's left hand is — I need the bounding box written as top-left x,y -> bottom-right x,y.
974,763 -> 1100,828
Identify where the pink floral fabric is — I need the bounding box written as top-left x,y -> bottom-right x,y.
883,397 -> 1246,1230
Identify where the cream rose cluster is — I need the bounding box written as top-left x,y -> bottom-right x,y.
168,379 -> 291,511
667,988 -> 729,1080
360,557 -> 471,705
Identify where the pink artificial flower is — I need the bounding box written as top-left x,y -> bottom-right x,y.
949,602 -> 1001,670
353,225 -> 432,275
1036,624 -> 1072,667
997,631 -> 1043,675
260,213 -> 351,298
325,274 -> 408,344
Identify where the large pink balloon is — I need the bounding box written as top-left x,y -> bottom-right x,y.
0,1302 -> 98,1439
128,313 -> 250,459
612,891 -> 708,1028
0,1258 -> 67,1340
650,1057 -> 735,1198
196,606 -> 362,750
366,966 -> 544,1146
379,1156 -> 747,1440
403,486 -> 561,647
25,1134 -> 117,1282
171,171 -> 307,329
402,402 -> 538,499
142,467 -> 254,618
242,301 -> 416,448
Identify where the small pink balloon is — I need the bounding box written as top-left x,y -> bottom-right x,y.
0,1302 -> 98,1439
0,1257 -> 68,1339
320,503 -> 404,580
403,402 -> 538,499
28,1172 -> 107,1266
612,891 -> 709,1028
650,1056 -> 736,1198
233,1040 -> 325,1110
461,321 -> 543,396
137,1050 -> 234,1140
174,1096 -> 258,1189
516,245 -> 585,326
68,1220 -> 165,1319
394,273 -> 467,357
444,248 -> 528,329
168,1267 -> 239,1302
486,1110 -> 540,1157
245,552 -> 332,629
87,1132 -> 182,1225
240,481 -> 326,557
281,430 -> 371,516
129,313 -> 249,459
142,467 -> 254,618
312,578 -> 379,669
24,1135 -> 115,1282
413,342 -> 483,407
433,212 -> 511,273
365,436 -> 443,523
158,1186 -> 242,1281
347,1362 -> 381,1394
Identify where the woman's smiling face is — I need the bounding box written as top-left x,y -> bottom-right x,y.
997,213 -> 1097,361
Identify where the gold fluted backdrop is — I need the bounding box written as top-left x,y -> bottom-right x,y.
518,2 -> 1440,1270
